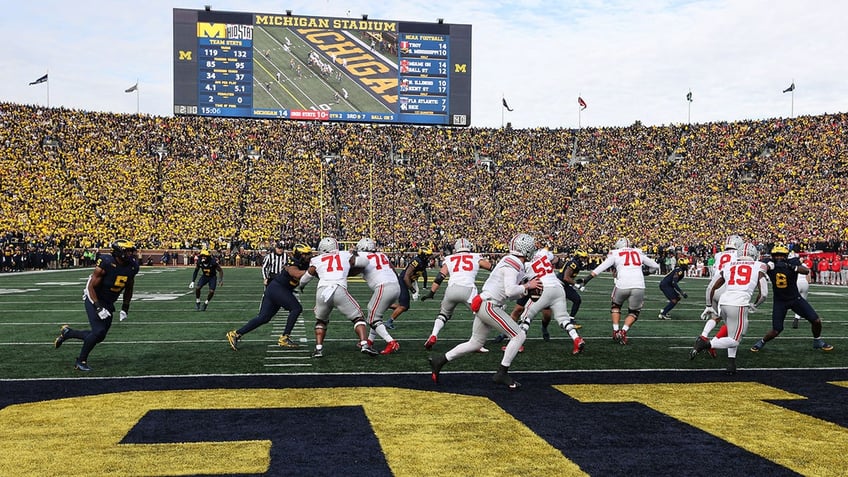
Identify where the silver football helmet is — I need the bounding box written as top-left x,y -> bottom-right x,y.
740,242 -> 759,260
317,237 -> 339,254
725,234 -> 744,251
356,237 -> 377,252
614,238 -> 631,249
509,233 -> 536,258
454,238 -> 472,252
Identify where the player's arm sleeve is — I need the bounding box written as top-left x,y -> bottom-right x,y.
191,265 -> 199,281
754,274 -> 769,306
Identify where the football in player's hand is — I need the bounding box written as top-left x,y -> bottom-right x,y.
529,286 -> 543,301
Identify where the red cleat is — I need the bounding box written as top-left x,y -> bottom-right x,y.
613,330 -> 621,342
381,340 -> 400,355
424,335 -> 437,350
572,336 -> 586,355
501,345 -> 525,353
619,330 -> 628,345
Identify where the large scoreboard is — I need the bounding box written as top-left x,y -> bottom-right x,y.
173,8 -> 472,126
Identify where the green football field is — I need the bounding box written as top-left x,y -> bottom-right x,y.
0,265 -> 845,379
252,25 -> 393,114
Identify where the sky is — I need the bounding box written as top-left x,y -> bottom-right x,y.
3,0 -> 847,129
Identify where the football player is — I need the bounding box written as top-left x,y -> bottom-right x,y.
421,238 -> 492,352
692,243 -> 768,374
54,239 -> 139,372
386,246 -> 433,328
696,234 -> 744,346
658,257 -> 690,320
579,238 -> 660,344
356,238 -> 402,355
552,249 -> 589,336
226,243 -> 313,351
189,249 -> 224,311
518,247 -> 585,355
750,244 -> 834,353
298,237 -> 378,357
429,233 -> 542,389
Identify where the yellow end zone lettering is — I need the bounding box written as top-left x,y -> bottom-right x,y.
0,388 -> 585,476
556,382 -> 848,476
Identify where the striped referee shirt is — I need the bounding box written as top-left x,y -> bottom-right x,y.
262,251 -> 287,280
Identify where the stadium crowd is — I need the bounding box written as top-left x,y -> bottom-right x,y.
2,101 -> 848,270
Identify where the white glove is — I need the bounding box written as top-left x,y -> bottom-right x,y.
188,281 -> 195,289
411,291 -> 420,301
767,261 -> 776,270
519,320 -> 531,332
96,306 -> 111,320
119,310 -> 128,322
700,306 -> 717,320
576,284 -> 586,292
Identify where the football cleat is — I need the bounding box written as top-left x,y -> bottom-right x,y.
429,353 -> 448,383
201,303 -> 208,311
572,337 -> 586,355
618,330 -> 628,345
813,339 -> 834,351
501,345 -> 525,353
74,360 -> 92,372
708,348 -> 717,358
492,370 -> 521,389
360,344 -> 379,356
690,336 -> 711,359
54,324 -> 71,349
311,347 -> 324,358
658,312 -> 670,320
226,330 -> 241,351
424,335 -> 437,350
476,347 -> 490,353
792,317 -> 800,329
381,340 -> 400,355
725,357 -> 737,375
612,330 -> 621,342
195,302 -> 201,311
385,318 -> 395,329
278,334 -> 298,348
542,326 -> 550,341
750,340 -> 765,352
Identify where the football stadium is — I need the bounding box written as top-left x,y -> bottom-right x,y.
2,5 -> 848,477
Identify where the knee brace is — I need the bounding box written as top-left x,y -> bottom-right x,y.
610,303 -> 622,314
352,317 -> 367,329
628,309 -> 641,321
314,319 -> 328,331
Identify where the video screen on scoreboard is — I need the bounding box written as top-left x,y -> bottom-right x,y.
173,8 -> 472,126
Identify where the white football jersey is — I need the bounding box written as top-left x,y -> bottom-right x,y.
359,251 -> 398,289
310,250 -> 354,288
592,247 -> 659,289
480,254 -> 528,305
525,249 -> 560,286
712,250 -> 738,276
718,258 -> 768,306
443,252 -> 483,288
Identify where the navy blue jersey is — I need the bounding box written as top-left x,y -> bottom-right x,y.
660,265 -> 687,290
765,257 -> 804,301
399,255 -> 429,287
88,254 -> 139,305
193,257 -> 220,280
557,256 -> 585,284
273,254 -> 309,289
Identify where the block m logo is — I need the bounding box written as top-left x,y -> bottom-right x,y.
454,64 -> 467,73
197,22 -> 227,38
179,50 -> 193,61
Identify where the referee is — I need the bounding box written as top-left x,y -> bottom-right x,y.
262,241 -> 288,287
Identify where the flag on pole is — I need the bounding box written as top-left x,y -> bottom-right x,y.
125,82 -> 138,93
502,98 -> 514,111
782,82 -> 795,93
29,74 -> 48,85
578,96 -> 587,110
686,91 -> 693,102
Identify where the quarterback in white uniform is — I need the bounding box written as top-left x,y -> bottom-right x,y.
518,248 -> 585,355
421,238 -> 492,352
580,238 -> 660,345
299,237 -> 378,358
355,238 -> 402,355
428,233 -> 542,389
